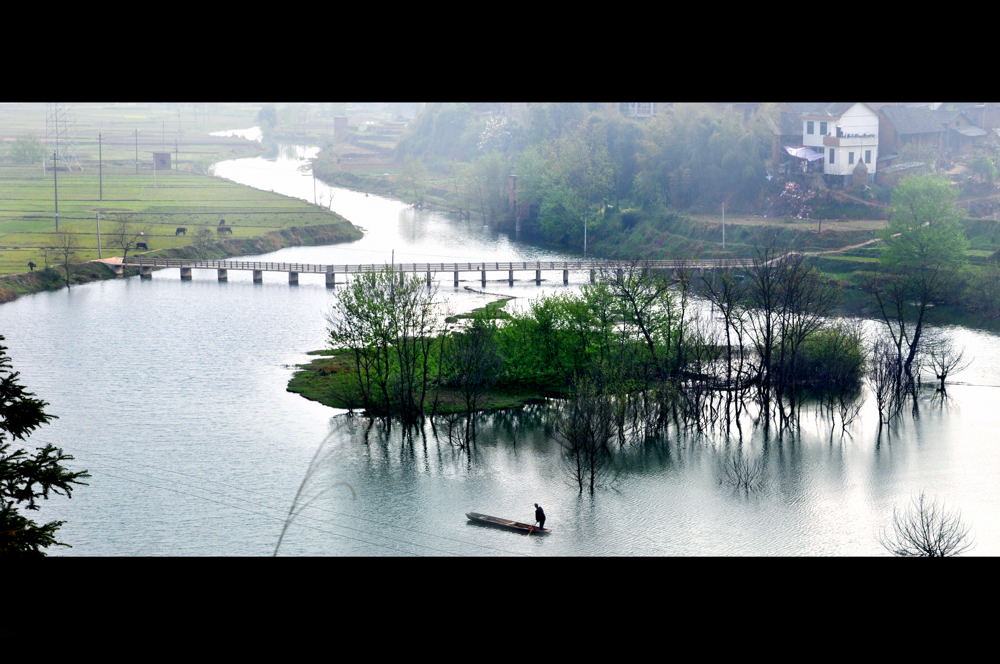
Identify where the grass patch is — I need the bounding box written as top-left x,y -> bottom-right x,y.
444,297 -> 513,323
287,347 -> 550,415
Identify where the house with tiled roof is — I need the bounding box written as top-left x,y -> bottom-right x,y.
878,105 -> 988,162
772,103 -> 880,185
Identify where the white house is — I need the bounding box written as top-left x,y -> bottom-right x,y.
800,102 -> 879,182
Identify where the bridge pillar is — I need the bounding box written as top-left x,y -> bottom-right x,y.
616,268 -> 623,282
139,266 -> 152,280
481,270 -> 486,287
426,271 -> 432,288
535,269 -> 541,285
253,270 -> 263,284
326,271 -> 336,288
508,269 -> 514,286
217,268 -> 228,282
180,267 -> 192,281
563,269 -> 568,285
590,269 -> 595,283
289,271 -> 299,285
453,271 -> 459,287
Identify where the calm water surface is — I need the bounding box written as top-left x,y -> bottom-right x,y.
2,130 -> 998,556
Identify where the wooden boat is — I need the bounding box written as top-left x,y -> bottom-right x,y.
466,512 -> 550,535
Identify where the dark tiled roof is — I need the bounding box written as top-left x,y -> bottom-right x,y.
880,106 -> 948,135
790,102 -> 856,118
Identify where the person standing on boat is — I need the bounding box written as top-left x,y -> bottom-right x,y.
534,504 -> 546,530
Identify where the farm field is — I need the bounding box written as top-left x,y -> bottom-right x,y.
0,103 -> 347,276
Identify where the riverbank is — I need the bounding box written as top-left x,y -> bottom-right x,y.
0,220 -> 362,304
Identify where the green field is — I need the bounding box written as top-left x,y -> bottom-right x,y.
0,102 -> 349,276
0,165 -> 348,275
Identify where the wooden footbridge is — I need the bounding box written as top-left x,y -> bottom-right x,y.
115,256 -> 754,287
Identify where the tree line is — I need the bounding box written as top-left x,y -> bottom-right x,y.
393,103 -> 774,249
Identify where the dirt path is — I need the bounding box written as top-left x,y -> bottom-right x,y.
687,213 -> 888,232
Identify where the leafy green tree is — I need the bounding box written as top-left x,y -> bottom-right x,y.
515,125 -> 613,247
873,175 -> 969,389
7,134 -> 46,164
968,153 -> 997,185
445,316 -> 502,443
636,104 -> 768,212
257,104 -> 278,130
1,335 -> 89,556
399,156 -> 428,206
396,103 -> 481,161
326,267 -> 439,423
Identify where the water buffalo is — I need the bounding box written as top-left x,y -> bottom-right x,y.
217,226 -> 233,235
136,242 -> 149,250
175,227 -> 187,235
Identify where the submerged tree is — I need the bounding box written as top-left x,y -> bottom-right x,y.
1,335 -> 90,556
446,315 -> 502,444
872,175 -> 969,394
557,378 -> 617,494
924,333 -> 971,392
720,452 -> 766,492
879,491 -> 973,557
869,336 -> 905,433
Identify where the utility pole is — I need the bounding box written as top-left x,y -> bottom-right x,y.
53,152 -> 59,232
98,132 -> 103,201
96,212 -> 103,259
722,201 -> 726,250
135,129 -> 138,174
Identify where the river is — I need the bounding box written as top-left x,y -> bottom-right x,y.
2,130 -> 999,556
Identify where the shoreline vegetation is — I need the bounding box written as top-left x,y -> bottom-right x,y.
291,261 -> 868,429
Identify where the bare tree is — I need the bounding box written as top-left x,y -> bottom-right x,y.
557,379 -> 617,494
107,214 -> 150,264
719,452 -> 766,492
53,231 -> 78,288
924,334 -> 972,392
869,336 -> 905,432
602,262 -> 678,374
879,491 -> 973,557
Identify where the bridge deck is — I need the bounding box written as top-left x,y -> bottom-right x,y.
120,257 -> 752,273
